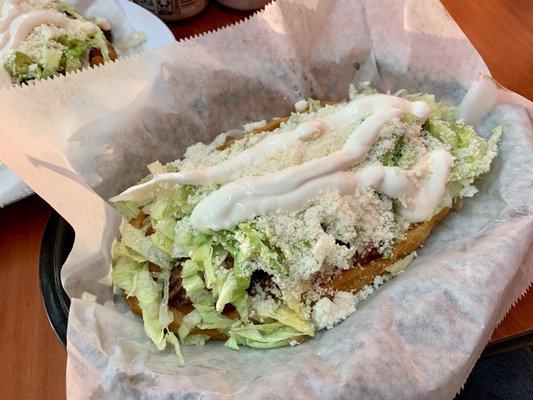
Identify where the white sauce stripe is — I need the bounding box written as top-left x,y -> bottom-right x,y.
112,94 -> 451,232
112,95 -> 430,202
189,101 -> 434,231
190,151 -> 451,231
5,10 -> 73,51
397,150 -> 454,221
0,4 -> 21,34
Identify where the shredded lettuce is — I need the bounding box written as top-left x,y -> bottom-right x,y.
112,259 -> 183,362
90,31 -> 111,62
216,270 -> 245,314
3,52 -> 45,83
377,92 -> 500,201
56,35 -> 90,72
194,304 -> 234,330
120,223 -> 174,270
181,260 -> 211,304
114,201 -> 141,220
191,244 -> 216,289
426,120 -> 501,197
255,300 -> 315,336
112,257 -> 144,295
397,91 -> 455,120
134,268 -> 165,346
177,310 -> 201,341
226,322 -> 306,349
177,259 -> 238,343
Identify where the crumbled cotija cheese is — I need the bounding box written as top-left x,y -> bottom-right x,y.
312,291 -> 358,330
243,120 -> 267,132
311,261 -> 415,330
294,99 -> 308,112
173,129 -> 271,171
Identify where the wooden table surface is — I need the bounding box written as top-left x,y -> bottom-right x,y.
0,1 -> 531,399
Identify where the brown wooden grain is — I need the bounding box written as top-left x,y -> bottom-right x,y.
441,0 -> 533,99
0,2 -> 531,399
490,288 -> 533,342
0,196 -> 65,400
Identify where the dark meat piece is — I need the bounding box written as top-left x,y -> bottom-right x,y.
102,29 -> 113,43
168,266 -> 191,308
129,212 -> 155,235
247,269 -> 279,298
335,239 -> 350,249
129,212 -> 146,229
222,304 -> 236,314
224,254 -> 234,269
89,40 -> 118,67
353,247 -> 381,267
248,269 -> 272,288
148,262 -> 161,273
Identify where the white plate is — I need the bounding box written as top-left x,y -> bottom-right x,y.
120,0 -> 175,51
0,0 -> 175,207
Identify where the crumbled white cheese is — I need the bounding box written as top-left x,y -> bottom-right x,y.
312,234 -> 336,267
312,291 -> 358,330
243,120 -> 267,132
173,128 -> 270,172
459,185 -> 478,198
175,102 -> 346,173
356,285 -> 374,301
373,275 -> 384,286
294,99 -> 308,112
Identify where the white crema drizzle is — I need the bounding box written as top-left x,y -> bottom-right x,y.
112,95 -> 454,231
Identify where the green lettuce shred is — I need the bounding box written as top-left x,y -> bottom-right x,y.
112,259 -> 183,363
227,323 -> 306,349
120,223 -> 174,270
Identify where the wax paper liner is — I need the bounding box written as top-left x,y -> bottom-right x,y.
0,0 -> 531,398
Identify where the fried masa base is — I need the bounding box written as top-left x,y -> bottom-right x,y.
121,104 -> 451,341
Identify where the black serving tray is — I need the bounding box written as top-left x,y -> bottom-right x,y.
39,212 -> 532,354
39,212 -> 74,346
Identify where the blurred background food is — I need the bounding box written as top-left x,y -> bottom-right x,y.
132,0 -> 270,21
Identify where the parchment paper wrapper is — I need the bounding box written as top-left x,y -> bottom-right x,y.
0,0 -> 145,206
0,0 -> 531,398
